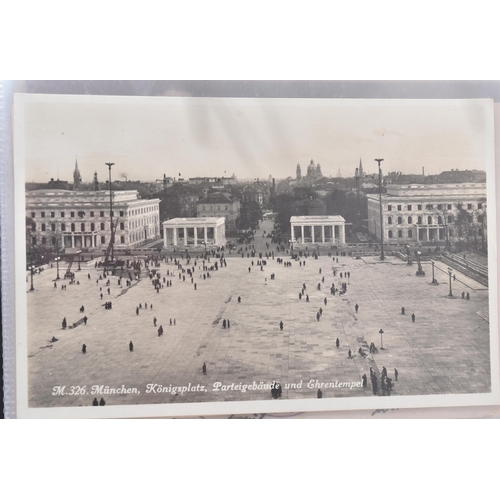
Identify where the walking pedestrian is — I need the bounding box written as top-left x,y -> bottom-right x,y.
82,343 -> 86,354
222,319 -> 227,329
174,319 -> 176,326
153,317 -> 157,327
317,389 -> 322,398
362,374 -> 367,388
238,296 -> 241,303
83,316 -> 88,325
336,338 -> 340,348
279,321 -> 284,331
348,349 -> 352,359
411,313 -> 416,323
462,291 -> 465,299
92,398 -> 98,406
401,306 -> 405,315
99,398 -> 105,406
227,320 -> 230,328
129,341 -> 134,352
202,362 -> 207,375
466,292 -> 470,300
136,307 -> 139,315
62,317 -> 67,329
355,303 -> 359,313
394,368 -> 399,381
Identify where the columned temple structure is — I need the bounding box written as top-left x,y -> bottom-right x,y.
290,215 -> 346,245
163,217 -> 226,248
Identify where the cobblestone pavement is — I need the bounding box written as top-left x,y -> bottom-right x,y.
26,221 -> 491,408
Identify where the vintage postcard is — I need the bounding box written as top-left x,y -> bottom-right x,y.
12,94 -> 499,418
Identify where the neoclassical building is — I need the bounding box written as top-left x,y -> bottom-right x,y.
196,191 -> 240,233
367,183 -> 487,244
163,217 -> 226,248
26,189 -> 161,251
290,215 -> 346,245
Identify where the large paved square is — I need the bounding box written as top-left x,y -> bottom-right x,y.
26,222 -> 491,408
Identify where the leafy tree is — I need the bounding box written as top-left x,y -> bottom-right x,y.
240,200 -> 261,230
272,194 -> 295,237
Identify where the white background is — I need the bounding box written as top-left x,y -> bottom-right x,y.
1,1 -> 499,498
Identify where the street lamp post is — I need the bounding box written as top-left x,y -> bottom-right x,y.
106,162 -> 115,262
448,267 -> 453,297
431,259 -> 438,284
28,265 -> 35,291
406,244 -> 411,265
55,256 -> 61,280
77,249 -> 82,271
415,250 -> 425,276
379,329 -> 384,350
375,159 -> 385,261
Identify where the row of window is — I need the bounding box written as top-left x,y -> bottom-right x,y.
34,222 -> 127,232
30,207 -> 158,219
201,205 -> 230,211
387,214 -> 483,225
33,218 -> 161,232
32,235 -> 130,245
387,203 -> 482,212
30,210 -> 124,219
386,228 -> 483,239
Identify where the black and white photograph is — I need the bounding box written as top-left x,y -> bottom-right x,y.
12,93 -> 499,418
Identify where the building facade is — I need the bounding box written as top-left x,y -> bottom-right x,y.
241,181 -> 269,207
26,189 -> 161,252
367,183 -> 487,244
163,217 -> 226,248
290,215 -> 346,245
196,191 -> 240,233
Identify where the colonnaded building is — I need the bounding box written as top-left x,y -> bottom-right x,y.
163,217 -> 226,248
290,215 -> 346,246
367,183 -> 487,244
26,190 -> 161,252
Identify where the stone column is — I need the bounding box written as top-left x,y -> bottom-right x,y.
321,225 -> 325,243
301,225 -> 304,244
173,227 -> 177,246
427,228 -> 430,242
332,226 -> 335,243
204,226 -> 208,244
340,224 -> 346,244
71,235 -> 75,248
194,228 -> 198,246
311,225 -> 315,243
184,227 -> 188,246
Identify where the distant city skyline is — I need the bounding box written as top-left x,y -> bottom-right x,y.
20,95 -> 493,183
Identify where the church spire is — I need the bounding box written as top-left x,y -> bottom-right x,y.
73,157 -> 82,190
359,158 -> 364,177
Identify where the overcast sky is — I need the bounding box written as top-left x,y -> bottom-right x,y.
19,94 -> 493,183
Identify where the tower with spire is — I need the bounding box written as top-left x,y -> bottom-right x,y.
93,171 -> 100,190
358,158 -> 364,177
73,158 -> 82,190
296,163 -> 301,180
